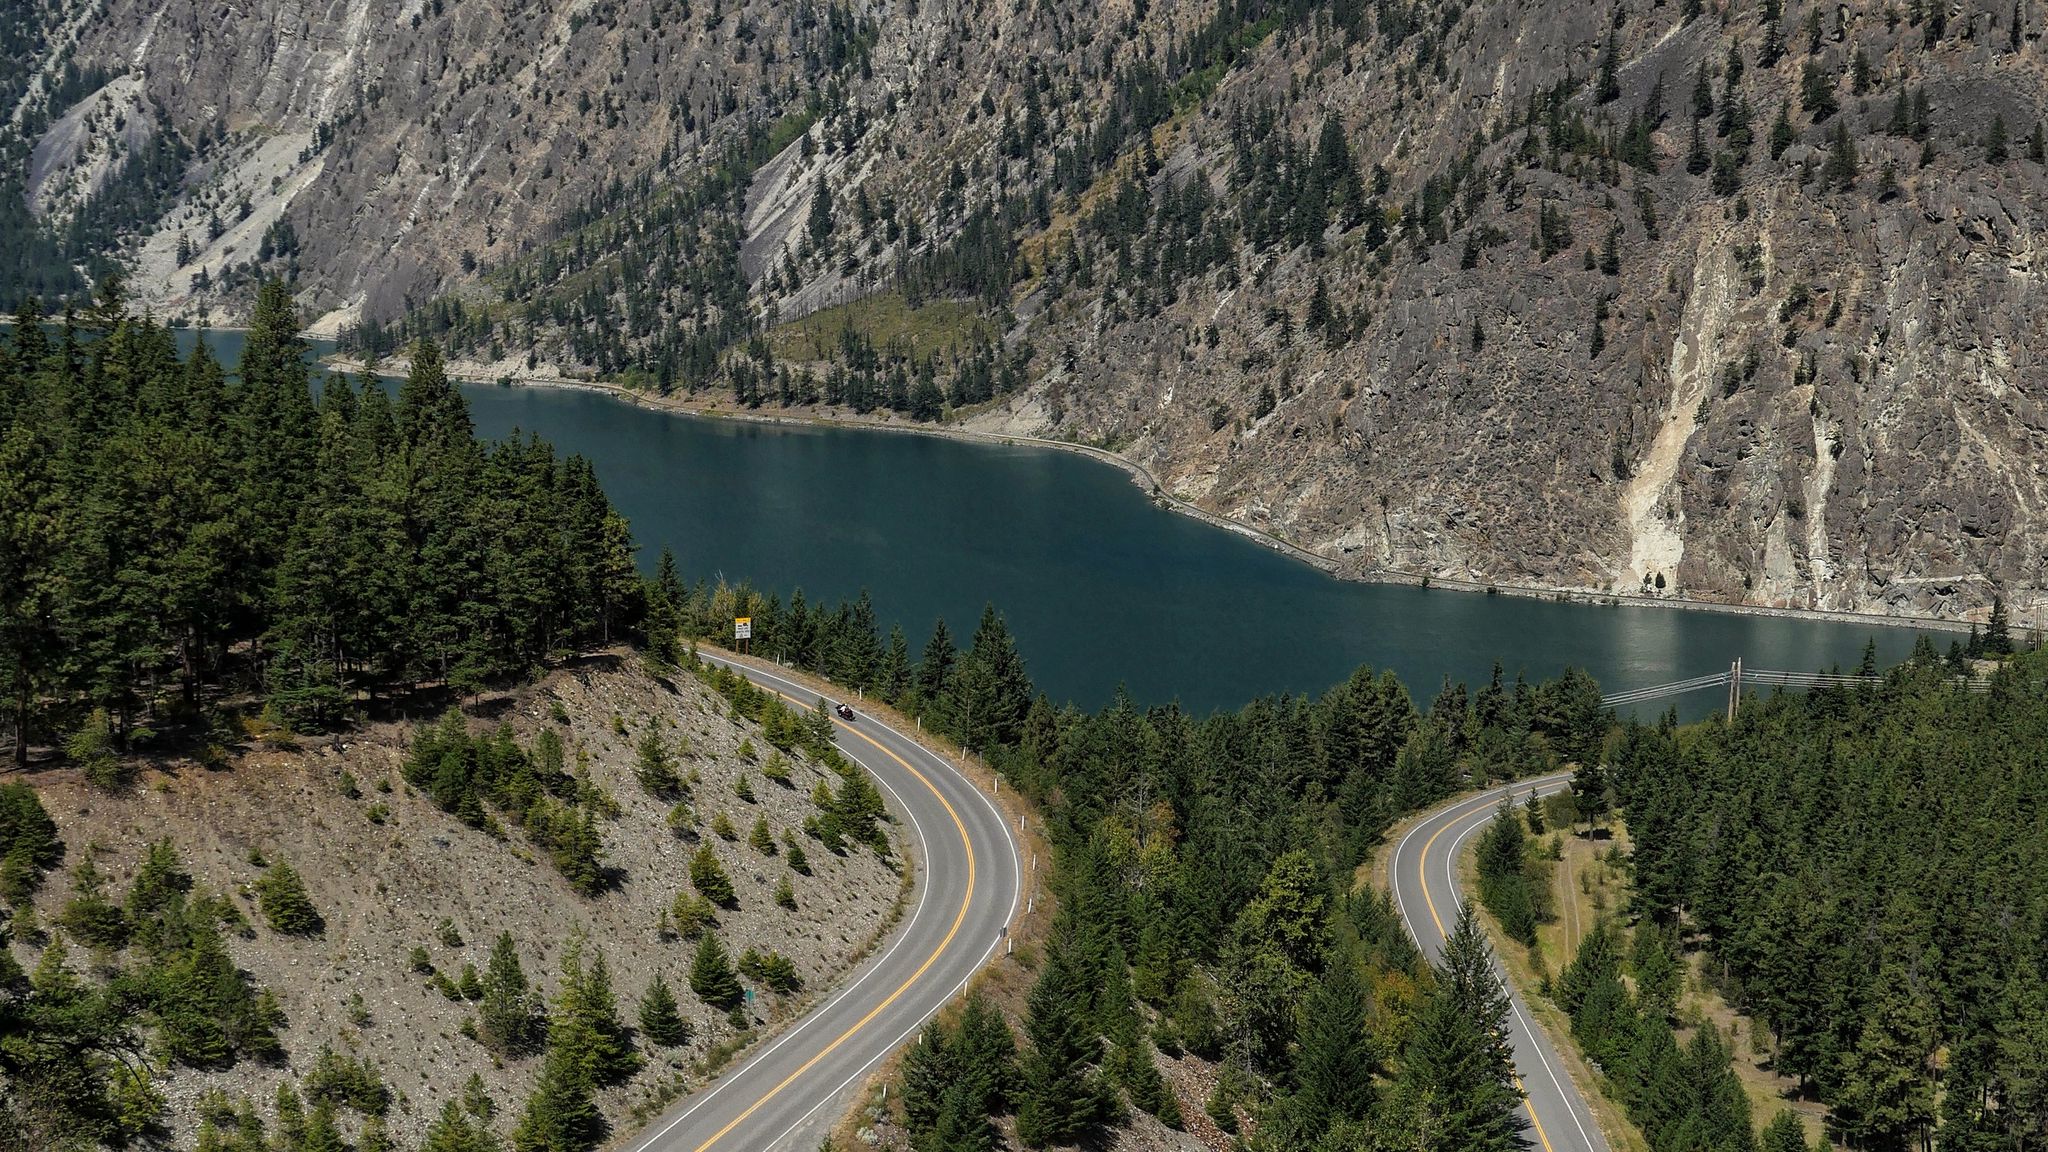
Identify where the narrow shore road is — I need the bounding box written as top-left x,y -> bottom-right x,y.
1390,775 -> 1614,1152
623,654 -> 1023,1152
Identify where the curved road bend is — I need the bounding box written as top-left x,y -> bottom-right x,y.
623,654 -> 1024,1152
1390,775 -> 1613,1152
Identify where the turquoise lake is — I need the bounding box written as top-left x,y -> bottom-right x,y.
171,327 -> 1929,715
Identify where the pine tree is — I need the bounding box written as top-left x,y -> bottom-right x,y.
303,1099 -> 347,1152
807,174 -> 835,246
420,1099 -> 502,1152
953,993 -> 1018,1116
944,604 -> 1032,750
637,973 -> 690,1047
1687,119 -> 1712,175
688,931 -> 743,1010
1770,105 -> 1796,160
1988,595 -> 2015,654
0,418 -> 68,772
1831,969 -> 1936,1149
1105,1005 -> 1172,1120
1015,937 -> 1111,1146
645,547 -> 683,666
479,932 -> 541,1057
274,1083 -> 308,1149
879,624 -> 912,702
900,1018 -> 957,1136
554,944 -> 640,1085
254,861 -> 323,935
689,843 -> 736,907
551,807 -> 607,895
511,1039 -> 603,1152
1597,33 -> 1621,103
1759,1111 -> 1811,1152
1308,278 -> 1334,343
635,730 -> 680,798
1476,801 -> 1538,944
1400,903 -> 1524,1151
928,1080 -> 1000,1152
1823,120 -> 1859,190
1292,958 -> 1378,1128
1800,60 -> 1839,121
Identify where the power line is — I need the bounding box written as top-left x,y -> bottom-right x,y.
1601,665 -> 1993,709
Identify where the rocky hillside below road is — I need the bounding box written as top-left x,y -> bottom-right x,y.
3,654 -> 901,1150
9,0 -> 2048,622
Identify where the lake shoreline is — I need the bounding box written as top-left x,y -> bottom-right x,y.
321,349 -> 1977,639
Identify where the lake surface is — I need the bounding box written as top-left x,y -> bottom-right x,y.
174,327 -> 1930,716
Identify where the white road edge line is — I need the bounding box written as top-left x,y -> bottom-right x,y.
622,659 -> 938,1151
761,709 -> 1026,1149
1442,785 -> 1605,1152
682,656 -> 1025,1150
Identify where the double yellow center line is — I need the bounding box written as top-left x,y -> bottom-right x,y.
684,681 -> 978,1152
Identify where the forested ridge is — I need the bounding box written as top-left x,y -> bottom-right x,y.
1608,643 -> 2048,1152
0,278 -> 643,770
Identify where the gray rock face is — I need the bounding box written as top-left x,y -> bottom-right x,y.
35,0 -> 862,324
21,0 -> 2048,623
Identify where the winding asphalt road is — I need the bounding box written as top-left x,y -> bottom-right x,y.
622,653 -> 1023,1152
1390,774 -> 1612,1152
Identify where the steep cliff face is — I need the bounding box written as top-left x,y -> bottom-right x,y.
13,0 -> 2048,622
965,0 -> 2048,622
14,0 -> 881,325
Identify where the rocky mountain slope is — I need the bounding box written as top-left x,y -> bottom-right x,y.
7,0 -> 2046,621
3,655 -> 901,1149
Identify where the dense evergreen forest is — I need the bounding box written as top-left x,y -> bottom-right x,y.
0,280 -> 643,770
1610,644 -> 2048,1152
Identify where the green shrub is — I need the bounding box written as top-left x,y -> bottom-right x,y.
689,844 -> 736,907
671,891 -> 716,939
304,1045 -> 391,1115
69,708 -> 132,792
738,947 -> 801,995
254,862 -> 324,936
